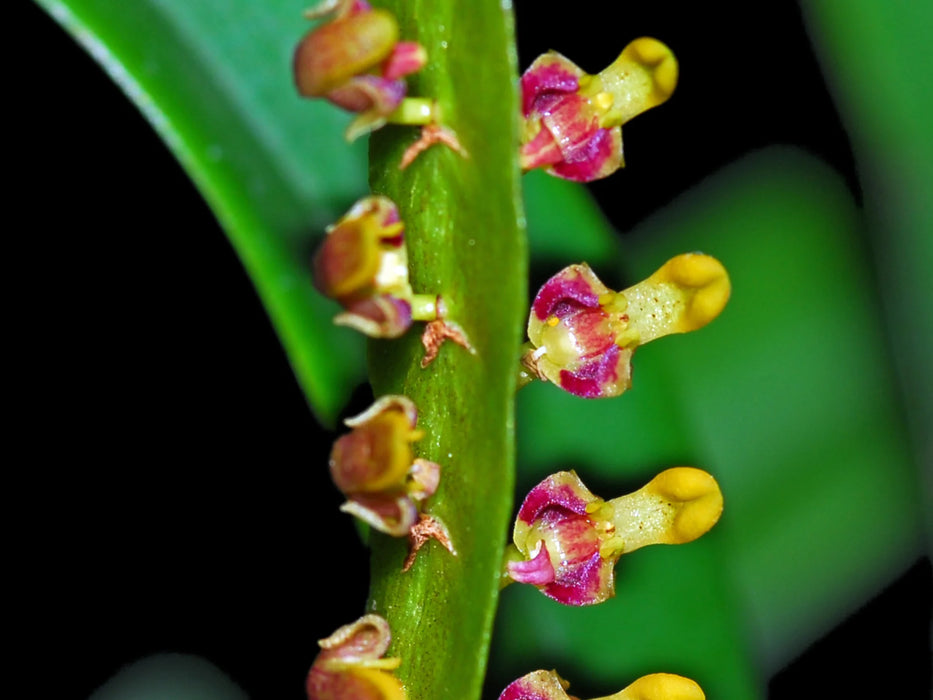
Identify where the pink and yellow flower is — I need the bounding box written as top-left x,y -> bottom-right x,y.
293,0 -> 427,141
329,394 -> 456,570
523,254 -> 730,398
520,38 -> 678,182
293,0 -> 466,163
306,613 -> 406,700
506,468 -> 723,606
313,195 -> 474,364
329,394 -> 440,537
313,195 -> 414,339
499,669 -> 705,700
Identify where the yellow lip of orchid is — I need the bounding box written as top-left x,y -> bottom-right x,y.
498,669 -> 705,700
594,37 -> 679,128
609,467 -> 724,551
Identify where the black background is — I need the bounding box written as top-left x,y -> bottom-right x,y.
20,1 -> 930,698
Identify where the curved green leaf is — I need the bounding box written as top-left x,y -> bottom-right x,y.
35,0 -> 370,425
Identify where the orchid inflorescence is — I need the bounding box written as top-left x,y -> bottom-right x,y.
297,7 -> 728,699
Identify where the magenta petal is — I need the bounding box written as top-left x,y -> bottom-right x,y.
327,74 -> 407,114
521,53 -> 582,116
517,475 -> 592,526
542,550 -> 613,606
558,344 -> 622,398
513,472 -> 617,605
499,670 -> 571,700
549,127 -> 621,182
508,543 -> 556,586
531,265 -> 602,321
540,94 -> 599,154
520,126 -> 565,171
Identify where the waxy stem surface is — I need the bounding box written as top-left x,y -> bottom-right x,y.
365,2 -> 525,700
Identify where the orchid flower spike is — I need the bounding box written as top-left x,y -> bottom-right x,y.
330,394 -> 455,570
306,613 -> 406,700
312,195 -> 473,366
520,37 -> 678,182
522,253 -> 730,398
505,468 -> 723,605
293,0 -> 466,164
499,669 -> 705,700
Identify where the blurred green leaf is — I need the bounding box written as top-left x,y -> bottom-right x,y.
35,0 -> 371,425
799,0 -> 933,547
625,147 -> 925,673
495,147 -> 925,698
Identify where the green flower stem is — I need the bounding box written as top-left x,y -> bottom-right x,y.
387,97 -> 438,126
366,1 -> 525,699
409,294 -> 438,322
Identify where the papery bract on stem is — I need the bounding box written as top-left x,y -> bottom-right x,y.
523,254 -> 730,398
499,669 -> 705,700
505,468 -> 723,605
520,38 -> 678,182
306,613 -> 406,700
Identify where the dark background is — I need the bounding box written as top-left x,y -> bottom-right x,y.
21,1 -> 930,698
